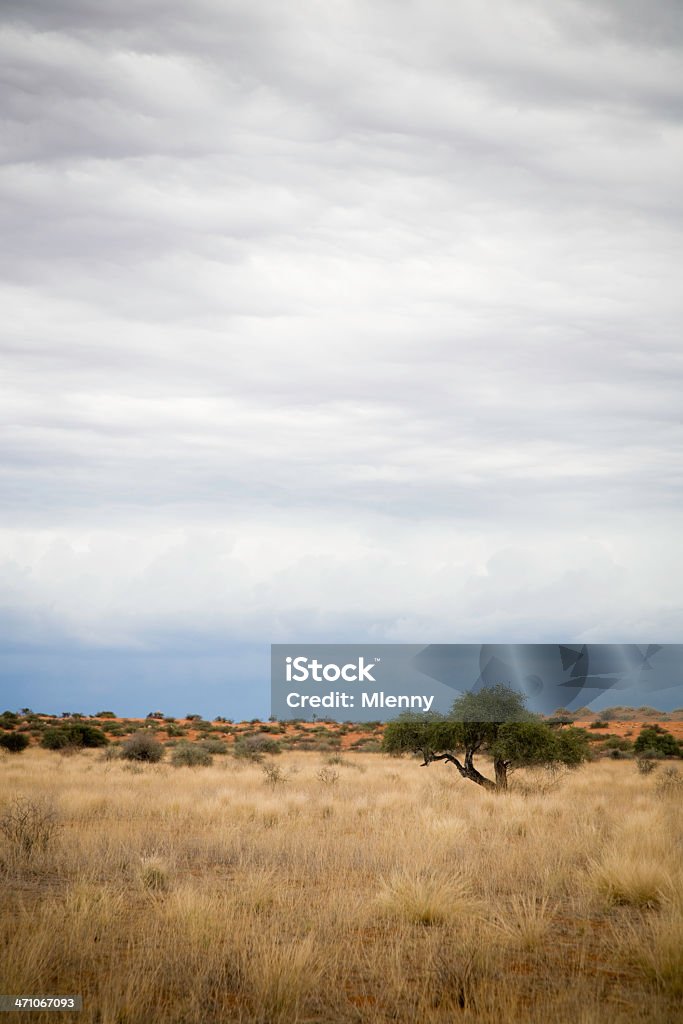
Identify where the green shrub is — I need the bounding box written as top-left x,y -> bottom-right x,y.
233,735 -> 281,761
350,739 -> 382,752
546,716 -> 575,727
166,724 -> 187,737
120,732 -> 164,763
198,738 -> 228,754
0,732 -> 29,753
605,737 -> 633,751
171,743 -> 212,767
40,729 -> 69,751
634,726 -> 681,758
41,723 -> 109,750
193,720 -> 213,732
248,735 -> 281,754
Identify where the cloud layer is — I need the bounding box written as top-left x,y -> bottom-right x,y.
1,1 -> 682,709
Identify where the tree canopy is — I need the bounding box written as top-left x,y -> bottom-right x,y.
382,684 -> 589,790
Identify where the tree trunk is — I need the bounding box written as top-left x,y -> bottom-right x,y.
494,758 -> 508,791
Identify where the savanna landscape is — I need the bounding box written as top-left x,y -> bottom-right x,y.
1,704 -> 683,1024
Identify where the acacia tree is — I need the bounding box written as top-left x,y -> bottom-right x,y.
382,684 -> 589,791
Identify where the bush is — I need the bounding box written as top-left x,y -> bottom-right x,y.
95,711 -> 116,718
262,763 -> 288,787
634,726 -> 681,758
350,739 -> 382,752
0,797 -> 60,858
655,766 -> 683,796
198,738 -> 228,754
0,732 -> 29,753
636,757 -> 658,775
590,721 -> 609,729
120,732 -> 164,763
317,767 -> 340,786
41,723 -> 109,750
605,737 -> 633,751
546,716 -> 574,728
166,724 -> 187,737
171,743 -> 213,767
233,735 -> 281,761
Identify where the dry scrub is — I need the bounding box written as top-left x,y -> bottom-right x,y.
0,751 -> 681,1023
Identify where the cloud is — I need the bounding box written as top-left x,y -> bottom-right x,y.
0,0 -> 681,703
1,516 -> 680,651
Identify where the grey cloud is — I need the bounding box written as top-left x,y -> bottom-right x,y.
0,0 -> 681,657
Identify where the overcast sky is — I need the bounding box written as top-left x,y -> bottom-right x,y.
1,0 -> 682,717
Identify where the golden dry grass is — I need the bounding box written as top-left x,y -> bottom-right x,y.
0,750 -> 682,1022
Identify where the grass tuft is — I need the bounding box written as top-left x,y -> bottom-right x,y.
377,868 -> 478,926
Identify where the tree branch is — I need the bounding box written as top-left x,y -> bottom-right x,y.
420,750 -> 495,789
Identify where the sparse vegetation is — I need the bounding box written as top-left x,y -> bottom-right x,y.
1,724 -> 682,1022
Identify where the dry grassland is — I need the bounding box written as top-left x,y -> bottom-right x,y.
1,750 -> 682,1023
